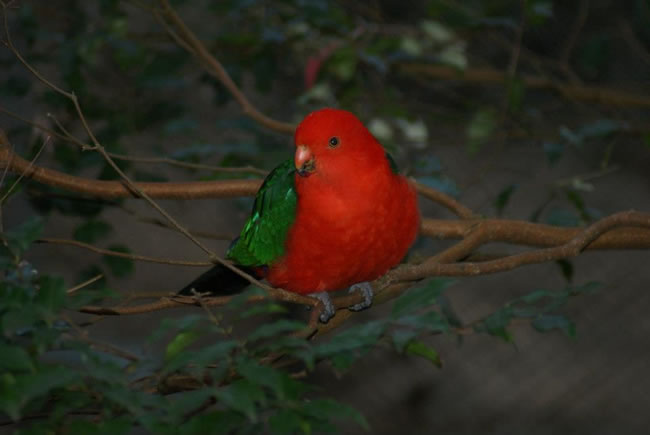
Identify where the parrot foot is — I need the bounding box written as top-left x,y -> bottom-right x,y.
348,282 -> 373,312
309,291 -> 336,323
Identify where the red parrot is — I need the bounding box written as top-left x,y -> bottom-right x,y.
180,108 -> 420,322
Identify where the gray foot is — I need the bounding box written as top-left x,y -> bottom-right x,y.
348,282 -> 373,311
309,291 -> 336,323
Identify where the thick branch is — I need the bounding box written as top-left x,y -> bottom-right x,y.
420,218 -> 650,250
0,143 -> 261,198
414,182 -> 475,219
399,63 -> 650,108
397,211 -> 650,281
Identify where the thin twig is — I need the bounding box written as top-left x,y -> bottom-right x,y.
506,0 -> 526,78
618,18 -> 650,67
392,210 -> 650,281
0,104 -> 89,147
67,273 -> 104,294
155,0 -> 295,134
62,314 -> 140,362
106,152 -> 268,176
560,0 -> 589,68
36,237 -> 213,267
0,135 -> 49,204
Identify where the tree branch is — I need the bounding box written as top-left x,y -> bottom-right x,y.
155,0 -> 296,134
0,142 -> 261,198
398,63 -> 650,108
36,237 -> 213,267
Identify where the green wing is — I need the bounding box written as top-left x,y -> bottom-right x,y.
226,159 -> 297,266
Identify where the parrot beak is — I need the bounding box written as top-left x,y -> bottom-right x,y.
295,145 -> 315,177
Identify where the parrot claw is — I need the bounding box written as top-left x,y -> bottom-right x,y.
309,291 -> 336,323
348,282 -> 373,312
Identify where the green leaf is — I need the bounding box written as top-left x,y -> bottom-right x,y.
393,311 -> 449,333
35,275 -> 67,315
102,244 -> 134,277
391,279 -> 454,318
400,36 -> 423,56
81,353 -> 126,384
494,183 -> 518,216
163,340 -> 238,376
248,319 -> 306,341
269,409 -> 308,435
182,410 -> 245,435
517,289 -> 552,305
421,20 -> 453,43
391,329 -> 419,352
576,119 -> 622,139
532,314 -> 576,338
559,125 -> 582,146
525,0 -> 553,25
299,398 -> 369,431
565,189 -> 597,222
237,360 -> 306,400
215,379 -> 265,421
73,219 -> 112,244
405,340 -> 442,367
165,330 -> 201,361
241,302 -> 287,318
438,41 -> 467,70
543,142 -> 564,166
65,417 -> 133,435
4,216 -> 44,256
1,308 -> 40,337
466,109 -> 497,154
0,344 -> 35,372
475,307 -> 514,342
254,336 -> 315,370
438,293 -> 463,327
313,321 -> 386,369
0,365 -> 79,420
150,314 -> 205,343
225,286 -> 267,311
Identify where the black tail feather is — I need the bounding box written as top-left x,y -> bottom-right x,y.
177,264 -> 256,296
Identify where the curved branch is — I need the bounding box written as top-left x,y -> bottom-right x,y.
420,218 -> 650,250
156,0 -> 296,134
413,181 -> 475,218
0,143 -> 470,217
0,143 -> 261,198
399,63 -> 650,108
395,211 -> 650,281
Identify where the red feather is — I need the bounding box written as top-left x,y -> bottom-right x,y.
266,109 -> 420,294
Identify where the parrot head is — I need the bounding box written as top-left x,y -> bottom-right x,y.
293,108 -> 385,180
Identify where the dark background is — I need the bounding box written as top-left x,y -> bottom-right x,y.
2,0 -> 650,433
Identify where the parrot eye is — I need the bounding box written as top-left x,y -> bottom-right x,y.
328,136 -> 340,148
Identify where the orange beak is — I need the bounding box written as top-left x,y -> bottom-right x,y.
295,145 -> 315,177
